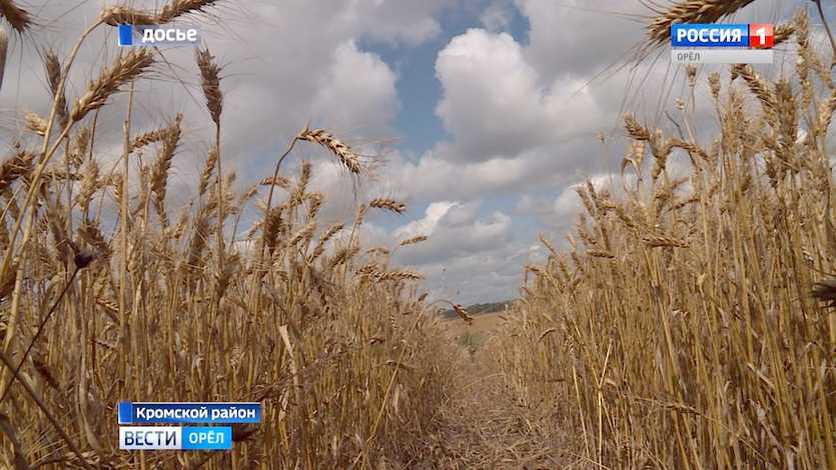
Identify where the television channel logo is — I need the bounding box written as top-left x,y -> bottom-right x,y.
670,23 -> 774,64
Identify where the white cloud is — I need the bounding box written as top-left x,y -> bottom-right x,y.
513,0 -> 646,80
0,0 -> 812,306
311,40 -> 399,134
434,27 -> 606,162
0,0 -> 446,176
389,200 -> 522,302
394,201 -> 459,239
435,29 -> 547,159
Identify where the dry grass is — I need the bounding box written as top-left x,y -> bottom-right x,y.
425,343 -> 570,469
496,10 -> 835,469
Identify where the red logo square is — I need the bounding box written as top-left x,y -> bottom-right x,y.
749,24 -> 774,49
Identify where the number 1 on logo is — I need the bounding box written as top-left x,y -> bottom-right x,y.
749,24 -> 774,49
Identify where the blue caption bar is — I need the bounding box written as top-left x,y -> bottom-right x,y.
119,426 -> 232,450
182,427 -> 232,450
671,24 -> 748,47
118,402 -> 261,424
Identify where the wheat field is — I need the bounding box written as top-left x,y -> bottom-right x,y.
496,7 -> 835,470
0,0 -> 832,469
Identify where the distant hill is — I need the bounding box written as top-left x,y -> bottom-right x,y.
439,300 -> 514,319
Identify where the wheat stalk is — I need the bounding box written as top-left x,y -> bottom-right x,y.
0,27 -> 6,93
642,234 -> 690,248
773,22 -> 795,46
309,223 -> 343,261
305,192 -> 323,220
100,0 -> 220,26
399,235 -> 427,247
297,128 -> 362,174
288,221 -> 316,248
74,159 -> 99,212
645,0 -> 756,45
496,12 -> 835,468
150,114 -> 183,227
195,46 -> 225,300
24,112 -> 48,136
198,147 -> 218,197
261,206 -> 284,255
71,49 -> 154,123
375,270 -> 424,282
43,50 -> 68,128
99,7 -> 156,26
260,175 -> 290,188
452,303 -> 473,324
0,0 -> 31,33
196,47 -> 223,126
329,245 -> 359,268
157,0 -> 221,24
366,246 -> 391,256
811,278 -> 836,307
131,127 -> 169,152
369,198 -> 406,215
0,149 -> 33,191
587,249 -> 615,259
731,64 -> 777,122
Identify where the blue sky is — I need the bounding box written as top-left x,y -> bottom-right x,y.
361,0 -> 531,156
0,0 -> 831,304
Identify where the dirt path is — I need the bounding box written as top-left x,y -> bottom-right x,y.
416,323 -> 577,469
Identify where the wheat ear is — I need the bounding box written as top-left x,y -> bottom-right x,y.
646,1 -> 756,45
297,127 -> 363,174
369,198 -> 406,214
0,0 -> 31,33
71,49 -> 154,123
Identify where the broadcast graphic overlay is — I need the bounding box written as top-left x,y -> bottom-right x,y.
118,23 -> 200,47
117,402 -> 261,451
671,23 -> 774,64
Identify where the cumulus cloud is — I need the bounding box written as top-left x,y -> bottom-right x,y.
394,201 -> 460,239
434,28 -> 605,161
311,41 -> 400,134
0,0 -> 446,178
383,0 -> 810,303
0,0 -> 811,305
513,0 -> 647,80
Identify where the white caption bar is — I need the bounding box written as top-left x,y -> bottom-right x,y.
120,426 -> 181,450
672,49 -> 773,64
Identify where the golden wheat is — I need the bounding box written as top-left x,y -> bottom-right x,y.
70,49 -> 154,123
646,0 -> 756,45
496,12 -> 835,468
297,128 -> 363,174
